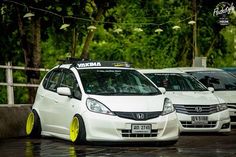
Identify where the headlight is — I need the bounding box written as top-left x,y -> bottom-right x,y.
162,98 -> 175,115
216,103 -> 228,112
86,98 -> 114,115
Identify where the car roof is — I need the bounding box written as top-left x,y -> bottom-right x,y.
138,68 -> 185,74
169,67 -> 224,72
222,67 -> 236,72
138,67 -> 225,74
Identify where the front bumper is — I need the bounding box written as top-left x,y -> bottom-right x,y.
177,109 -> 231,133
82,111 -> 179,142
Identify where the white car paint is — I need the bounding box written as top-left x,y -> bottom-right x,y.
90,95 -> 165,112
139,69 -> 231,133
31,62 -> 179,143
177,67 -> 236,126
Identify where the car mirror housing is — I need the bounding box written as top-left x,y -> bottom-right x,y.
57,87 -> 72,97
208,87 -> 214,93
158,87 -> 166,94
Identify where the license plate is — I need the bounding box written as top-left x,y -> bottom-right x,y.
191,116 -> 208,125
131,124 -> 151,134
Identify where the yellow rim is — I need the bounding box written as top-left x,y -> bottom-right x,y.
70,117 -> 79,142
26,112 -> 34,135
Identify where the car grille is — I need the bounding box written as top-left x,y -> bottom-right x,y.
228,103 -> 236,109
121,129 -> 158,137
113,112 -> 162,121
180,121 -> 217,128
230,116 -> 236,122
228,103 -> 236,122
174,104 -> 218,115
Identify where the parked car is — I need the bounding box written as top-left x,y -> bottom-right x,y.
177,67 -> 236,126
222,67 -> 236,77
139,68 -> 231,133
26,59 -> 179,144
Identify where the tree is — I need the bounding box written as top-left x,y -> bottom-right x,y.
80,0 -> 116,60
90,0 -> 193,67
1,0 -> 236,104
1,0 -> 99,103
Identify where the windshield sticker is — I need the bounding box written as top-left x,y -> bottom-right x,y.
195,71 -> 219,74
97,70 -> 122,73
154,73 -> 177,76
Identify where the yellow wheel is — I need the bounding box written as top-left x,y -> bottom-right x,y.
69,115 -> 86,144
25,110 -> 41,137
26,112 -> 34,135
70,116 -> 79,142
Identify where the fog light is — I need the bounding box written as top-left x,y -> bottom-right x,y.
221,123 -> 230,129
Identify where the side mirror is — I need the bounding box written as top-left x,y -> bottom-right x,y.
57,87 -> 72,97
158,87 -> 166,94
208,87 -> 214,93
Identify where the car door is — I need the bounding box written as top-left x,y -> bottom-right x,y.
53,69 -> 82,135
39,68 -> 63,132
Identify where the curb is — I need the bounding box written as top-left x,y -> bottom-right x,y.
0,106 -> 31,139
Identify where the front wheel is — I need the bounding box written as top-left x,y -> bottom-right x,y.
26,110 -> 41,137
70,115 -> 86,144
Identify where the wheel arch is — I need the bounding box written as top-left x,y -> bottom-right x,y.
70,113 -> 87,144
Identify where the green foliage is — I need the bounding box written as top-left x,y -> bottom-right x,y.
0,87 -> 7,104
14,87 -> 29,104
91,0 -> 193,68
41,28 -> 73,68
213,25 -> 236,67
1,0 -> 236,104
0,69 -> 7,104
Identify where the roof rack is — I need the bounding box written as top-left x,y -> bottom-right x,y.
57,58 -> 132,68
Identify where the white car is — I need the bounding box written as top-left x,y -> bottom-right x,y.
178,67 -> 236,126
26,59 -> 179,144
139,69 -> 231,133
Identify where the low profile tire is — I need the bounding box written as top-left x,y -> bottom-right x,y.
26,110 -> 42,138
70,114 -> 86,144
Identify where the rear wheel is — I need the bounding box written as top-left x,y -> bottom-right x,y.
70,115 -> 86,144
26,110 -> 41,137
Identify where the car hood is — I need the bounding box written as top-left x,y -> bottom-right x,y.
165,91 -> 220,105
213,91 -> 236,104
88,95 -> 166,112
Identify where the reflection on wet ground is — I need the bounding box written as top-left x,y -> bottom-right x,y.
1,130 -> 236,157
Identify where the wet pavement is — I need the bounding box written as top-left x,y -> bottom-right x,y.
1,129 -> 236,157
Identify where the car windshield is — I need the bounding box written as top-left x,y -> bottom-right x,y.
187,71 -> 236,91
78,69 -> 160,95
145,73 -> 207,91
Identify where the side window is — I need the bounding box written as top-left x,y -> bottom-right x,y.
60,70 -> 82,100
42,71 -> 52,88
169,75 -> 181,91
60,71 -> 75,89
46,70 -> 62,92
